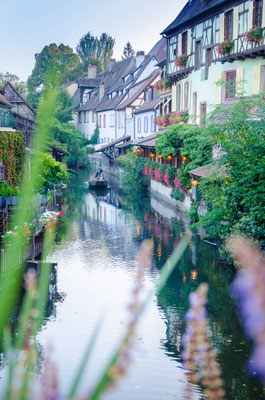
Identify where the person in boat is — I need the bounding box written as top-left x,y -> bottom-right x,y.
96,165 -> 103,179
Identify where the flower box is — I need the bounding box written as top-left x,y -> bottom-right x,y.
216,40 -> 234,56
245,26 -> 264,45
174,55 -> 188,68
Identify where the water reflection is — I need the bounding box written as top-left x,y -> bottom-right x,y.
0,170 -> 263,399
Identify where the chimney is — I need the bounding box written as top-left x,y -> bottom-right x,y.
109,58 -> 116,67
99,83 -> 105,102
136,51 -> 145,68
88,65 -> 97,79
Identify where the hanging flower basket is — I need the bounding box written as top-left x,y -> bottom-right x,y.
174,55 -> 188,68
244,26 -> 264,45
154,111 -> 189,128
216,40 -> 234,56
154,79 -> 172,91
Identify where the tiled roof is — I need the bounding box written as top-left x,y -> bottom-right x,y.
0,92 -> 12,107
78,78 -> 99,87
134,133 -> 157,148
96,135 -> 131,152
189,162 -> 226,178
117,70 -> 160,110
133,98 -> 160,114
161,0 -> 227,35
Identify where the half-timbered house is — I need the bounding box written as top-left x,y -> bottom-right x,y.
3,82 -> 35,147
0,90 -> 16,131
162,0 -> 265,125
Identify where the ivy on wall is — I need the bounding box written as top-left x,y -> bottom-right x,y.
0,131 -> 25,188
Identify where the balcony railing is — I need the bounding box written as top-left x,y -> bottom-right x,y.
0,109 -> 16,129
215,30 -> 265,64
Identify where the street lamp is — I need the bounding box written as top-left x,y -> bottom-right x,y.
0,162 -> 5,183
191,178 -> 198,187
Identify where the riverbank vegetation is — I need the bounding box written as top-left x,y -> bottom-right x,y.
0,130 -> 25,188
193,96 -> 265,254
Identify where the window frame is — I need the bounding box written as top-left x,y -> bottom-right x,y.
225,70 -> 237,101
224,10 -> 234,41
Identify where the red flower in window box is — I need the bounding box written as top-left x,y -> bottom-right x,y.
216,40 -> 234,56
174,55 -> 188,68
244,26 -> 264,45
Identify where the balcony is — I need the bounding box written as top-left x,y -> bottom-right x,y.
167,55 -> 194,82
215,30 -> 265,64
0,108 -> 16,129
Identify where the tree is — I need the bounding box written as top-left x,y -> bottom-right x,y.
48,89 -> 88,168
27,43 -> 79,108
0,72 -> 27,97
122,42 -> 135,58
194,96 -> 265,255
76,32 -> 115,71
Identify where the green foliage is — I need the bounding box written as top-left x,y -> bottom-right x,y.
88,125 -> 99,145
76,32 -> 115,71
118,149 -> 149,191
0,72 -> 27,97
36,153 -> 69,191
27,43 -> 79,108
0,131 -> 25,187
122,41 -> 135,58
55,89 -> 73,123
194,96 -> 265,253
156,124 -> 212,188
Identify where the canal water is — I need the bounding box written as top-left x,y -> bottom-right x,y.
1,169 -> 263,399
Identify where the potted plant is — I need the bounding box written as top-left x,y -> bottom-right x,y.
216,40 -> 234,56
245,26 -> 264,45
174,54 -> 188,68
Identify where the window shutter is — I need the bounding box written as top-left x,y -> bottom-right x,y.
252,65 -> 261,94
178,34 -> 182,56
236,68 -> 244,95
187,29 -> 192,55
263,1 -> 265,27
172,84 -> 177,112
248,1 -> 254,29
233,7 -> 239,40
220,13 -> 225,42
215,72 -> 223,104
181,83 -> 185,110
188,81 -> 192,109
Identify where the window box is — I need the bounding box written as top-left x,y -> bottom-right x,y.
216,40 -> 234,56
174,55 -> 188,68
244,26 -> 264,45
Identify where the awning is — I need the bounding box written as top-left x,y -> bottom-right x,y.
96,135 -> 131,152
189,163 -> 226,178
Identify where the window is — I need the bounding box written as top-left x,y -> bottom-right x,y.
144,116 -> 148,133
83,89 -> 90,105
184,82 -> 189,110
224,10 -> 233,40
137,118 -> 141,133
99,115 -> 102,128
253,0 -> 263,27
92,112 -> 95,123
146,87 -> 153,102
225,70 -> 236,100
238,3 -> 248,35
195,41 -> 201,70
206,48 -> 212,68
151,115 -> 155,133
192,92 -> 197,124
177,84 -> 182,112
103,114 -> 106,128
200,102 -> 207,126
206,48 -> 213,79
79,112 -> 82,124
84,111 -> 86,124
182,31 -> 188,54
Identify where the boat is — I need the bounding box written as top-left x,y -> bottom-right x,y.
88,179 -> 108,189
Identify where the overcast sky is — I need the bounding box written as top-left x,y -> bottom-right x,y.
0,0 -> 186,81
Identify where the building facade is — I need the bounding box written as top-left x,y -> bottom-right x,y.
162,0 -> 265,125
3,83 -> 35,147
